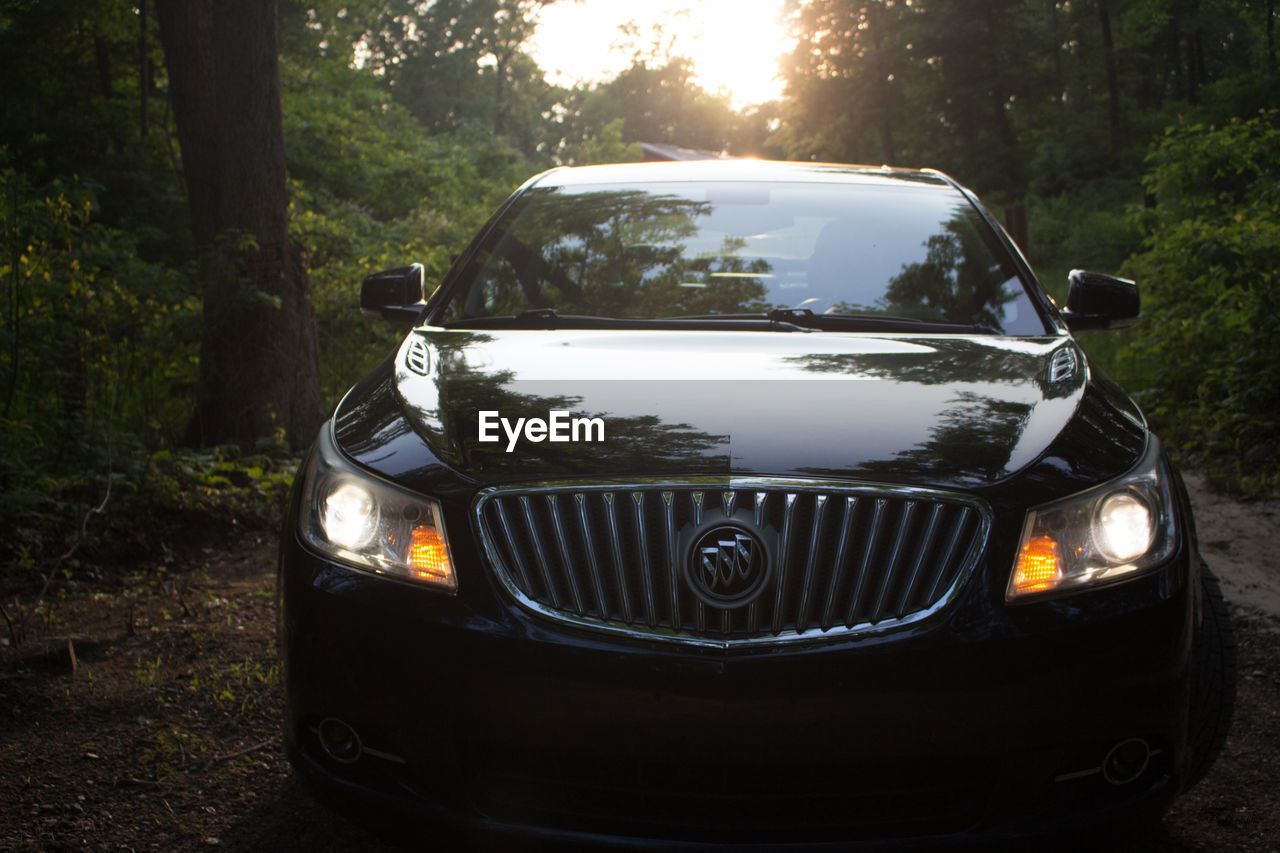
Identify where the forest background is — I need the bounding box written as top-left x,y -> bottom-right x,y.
1,0 -> 1278,602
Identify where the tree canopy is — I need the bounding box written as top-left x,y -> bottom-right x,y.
1,0 -> 1277,578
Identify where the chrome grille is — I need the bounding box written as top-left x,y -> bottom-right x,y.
474,479 -> 989,646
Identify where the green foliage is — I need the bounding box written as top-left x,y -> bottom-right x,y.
570,58 -> 738,157
572,118 -> 644,166
4,0 -> 1278,581
142,441 -> 299,516
0,0 -> 560,578
777,0 -> 1278,494
281,0 -> 570,159
1026,179 -> 1143,281
778,0 -> 1275,196
1121,113 -> 1280,495
279,55 -> 537,407
777,0 -> 1040,193
1021,178 -> 1146,389
0,170 -> 199,554
0,1 -> 187,257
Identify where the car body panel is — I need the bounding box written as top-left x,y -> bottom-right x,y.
283,160 -> 1203,847
380,329 -> 1084,488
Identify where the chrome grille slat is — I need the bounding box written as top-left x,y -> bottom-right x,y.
869,500 -> 917,623
601,493 -> 632,623
893,503 -> 944,618
546,495 -> 585,615
661,491 -> 680,628
922,510 -> 973,604
820,496 -> 858,631
475,480 -> 989,648
691,490 -> 706,632
631,492 -> 657,628
519,496 -> 562,610
573,492 -> 610,617
770,493 -> 799,634
748,492 -> 766,634
794,494 -> 829,633
492,499 -> 534,595
845,498 -> 887,627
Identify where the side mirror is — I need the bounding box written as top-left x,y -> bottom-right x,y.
1061,270 -> 1139,332
360,263 -> 426,325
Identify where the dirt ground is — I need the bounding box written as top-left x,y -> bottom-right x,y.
1,480 -> 1277,852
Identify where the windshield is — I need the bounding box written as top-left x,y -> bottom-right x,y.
441,179 -> 1047,335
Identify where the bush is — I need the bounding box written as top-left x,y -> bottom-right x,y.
280,56 -> 538,408
1121,112 -> 1280,495
1,169 -> 200,557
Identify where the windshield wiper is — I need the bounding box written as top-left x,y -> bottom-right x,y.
445,308 -> 814,331
445,307 -> 994,333
790,309 -> 1000,334
665,308 -> 999,334
446,309 -> 632,329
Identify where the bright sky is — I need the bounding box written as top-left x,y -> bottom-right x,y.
527,0 -> 792,108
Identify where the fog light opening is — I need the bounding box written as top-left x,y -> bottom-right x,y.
317,717 -> 363,764
1102,737 -> 1150,785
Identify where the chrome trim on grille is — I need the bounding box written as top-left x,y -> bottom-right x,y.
473,477 -> 991,649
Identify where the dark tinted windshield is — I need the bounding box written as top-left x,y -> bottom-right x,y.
442,180 -> 1047,335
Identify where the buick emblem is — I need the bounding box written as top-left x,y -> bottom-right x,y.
686,525 -> 769,608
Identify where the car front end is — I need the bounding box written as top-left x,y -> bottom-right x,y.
280,161 -> 1225,848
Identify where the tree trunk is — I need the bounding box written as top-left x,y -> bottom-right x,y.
1185,33 -> 1198,103
868,2 -> 897,166
1045,0 -> 1063,97
1268,0 -> 1276,78
1169,17 -> 1184,100
980,5 -> 1023,193
139,0 -> 149,136
1097,0 -> 1122,158
94,34 -> 114,99
155,0 -> 320,449
1193,28 -> 1208,88
494,50 -> 508,136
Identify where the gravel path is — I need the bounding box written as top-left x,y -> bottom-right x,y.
1184,473 -> 1280,617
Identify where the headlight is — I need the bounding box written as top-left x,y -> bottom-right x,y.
1007,437 -> 1176,601
297,425 -> 457,592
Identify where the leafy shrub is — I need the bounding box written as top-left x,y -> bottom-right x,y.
1025,178 -> 1143,286
1121,112 -> 1280,495
280,57 -> 537,408
0,173 -> 298,589
142,437 -> 299,517
1,170 -> 199,555
1022,179 -> 1146,391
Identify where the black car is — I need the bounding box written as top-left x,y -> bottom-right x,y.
280,160 -> 1235,848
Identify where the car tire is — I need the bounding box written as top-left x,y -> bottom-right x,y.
1183,562 -> 1237,791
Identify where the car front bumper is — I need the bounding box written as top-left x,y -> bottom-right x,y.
279,511 -> 1195,848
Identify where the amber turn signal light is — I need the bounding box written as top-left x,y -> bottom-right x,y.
409,525 -> 453,584
1012,534 -> 1062,596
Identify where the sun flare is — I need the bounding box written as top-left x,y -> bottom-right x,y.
529,0 -> 791,108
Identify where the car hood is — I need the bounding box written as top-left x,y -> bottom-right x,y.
334,328 -> 1124,493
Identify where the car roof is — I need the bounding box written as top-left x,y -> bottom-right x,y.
533,159 -> 957,190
